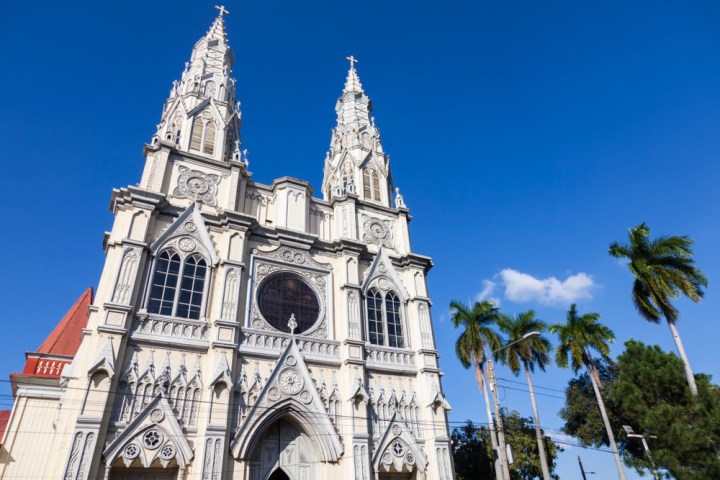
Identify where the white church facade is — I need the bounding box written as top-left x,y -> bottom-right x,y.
0,8 -> 455,480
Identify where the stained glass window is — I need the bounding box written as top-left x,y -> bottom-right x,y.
257,273 -> 320,334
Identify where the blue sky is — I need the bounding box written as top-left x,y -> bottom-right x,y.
2,1 -> 720,478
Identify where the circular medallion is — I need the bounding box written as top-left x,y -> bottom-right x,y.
123,443 -> 140,460
378,278 -> 390,291
267,386 -> 281,401
186,177 -> 210,195
315,275 -> 326,287
160,444 -> 176,460
286,355 -> 297,366
299,390 -> 312,403
293,253 -> 305,264
370,221 -> 386,239
392,424 -> 402,436
378,262 -> 387,273
257,264 -> 269,275
392,440 -> 405,457
183,222 -> 197,232
178,237 -> 196,252
382,452 -> 393,465
406,452 -> 415,465
142,429 -> 163,450
278,367 -> 303,395
282,250 -> 294,262
150,409 -> 165,423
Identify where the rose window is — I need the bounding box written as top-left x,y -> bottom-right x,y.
142,430 -> 163,449
257,273 -> 320,333
160,444 -> 176,460
392,440 -> 405,456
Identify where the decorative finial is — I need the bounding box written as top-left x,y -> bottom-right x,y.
346,55 -> 358,69
394,187 -> 406,209
215,5 -> 230,17
288,314 -> 298,336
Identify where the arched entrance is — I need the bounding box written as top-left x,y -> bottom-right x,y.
268,468 -> 291,480
248,419 -> 318,480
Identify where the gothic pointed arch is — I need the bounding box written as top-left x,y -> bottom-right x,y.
150,203 -> 220,265
103,394 -> 193,470
361,247 -> 409,299
372,411 -> 428,477
231,339 -> 343,462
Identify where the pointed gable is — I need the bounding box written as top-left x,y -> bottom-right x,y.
103,394 -> 194,469
151,202 -> 219,265
362,247 -> 409,299
231,338 -> 343,462
372,411 -> 428,474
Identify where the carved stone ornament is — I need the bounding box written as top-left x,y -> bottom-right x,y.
362,215 -> 394,248
172,166 -> 222,207
150,409 -> 165,423
279,367 -> 303,395
252,246 -> 331,272
178,237 -> 197,252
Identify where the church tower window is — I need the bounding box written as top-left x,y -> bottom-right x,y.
366,288 -> 405,347
148,250 -> 208,320
190,115 -> 217,155
363,168 -> 382,202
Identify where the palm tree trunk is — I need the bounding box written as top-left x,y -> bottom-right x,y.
667,320 -> 698,396
474,356 -> 502,480
586,361 -> 626,480
524,362 -> 551,480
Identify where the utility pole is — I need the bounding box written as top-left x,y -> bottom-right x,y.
578,455 -> 588,480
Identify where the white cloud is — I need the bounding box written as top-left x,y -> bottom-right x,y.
546,431 -> 577,450
475,279 -> 501,306
498,269 -> 596,306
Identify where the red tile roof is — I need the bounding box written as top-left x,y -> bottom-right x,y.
36,288 -> 93,356
0,410 -> 10,444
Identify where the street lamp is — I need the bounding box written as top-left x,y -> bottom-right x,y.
623,425 -> 660,480
485,331 -> 541,480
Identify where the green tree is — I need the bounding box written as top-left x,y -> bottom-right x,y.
560,340 -> 720,479
550,304 -> 626,480
609,223 -> 708,395
497,310 -> 553,480
450,300 -> 507,480
451,412 -> 562,480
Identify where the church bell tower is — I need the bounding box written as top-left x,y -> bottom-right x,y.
0,7 -> 455,480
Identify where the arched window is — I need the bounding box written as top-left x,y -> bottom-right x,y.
363,169 -> 382,203
366,289 -> 405,348
385,292 -> 404,348
148,250 -> 208,320
204,80 -> 216,98
148,250 -> 180,316
190,116 -> 216,155
367,289 -> 384,345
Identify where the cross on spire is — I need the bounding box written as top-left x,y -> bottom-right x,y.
346,55 -> 358,69
215,5 -> 230,16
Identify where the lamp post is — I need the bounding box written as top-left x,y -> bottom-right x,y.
486,331 -> 541,480
623,425 -> 660,480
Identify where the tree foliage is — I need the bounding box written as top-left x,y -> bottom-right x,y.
452,411 -> 562,480
560,340 -> 720,479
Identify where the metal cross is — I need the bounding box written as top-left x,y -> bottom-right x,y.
346,55 -> 358,68
215,5 -> 230,16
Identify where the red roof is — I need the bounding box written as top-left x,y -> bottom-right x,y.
36,288 -> 93,356
0,410 -> 10,444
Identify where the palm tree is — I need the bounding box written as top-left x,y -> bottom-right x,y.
609,223 -> 708,395
450,300 -> 508,480
496,310 -> 553,480
550,304 -> 626,480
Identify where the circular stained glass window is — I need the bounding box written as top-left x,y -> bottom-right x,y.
257,272 -> 320,334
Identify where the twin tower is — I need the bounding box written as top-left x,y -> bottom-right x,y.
0,8 -> 455,480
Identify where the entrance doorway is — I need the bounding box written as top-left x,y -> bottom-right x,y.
109,468 -> 177,480
249,419 -> 317,480
268,469 -> 291,480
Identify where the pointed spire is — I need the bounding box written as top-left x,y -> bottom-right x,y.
155,6 -> 242,162
321,57 -> 395,206
343,56 -> 364,94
